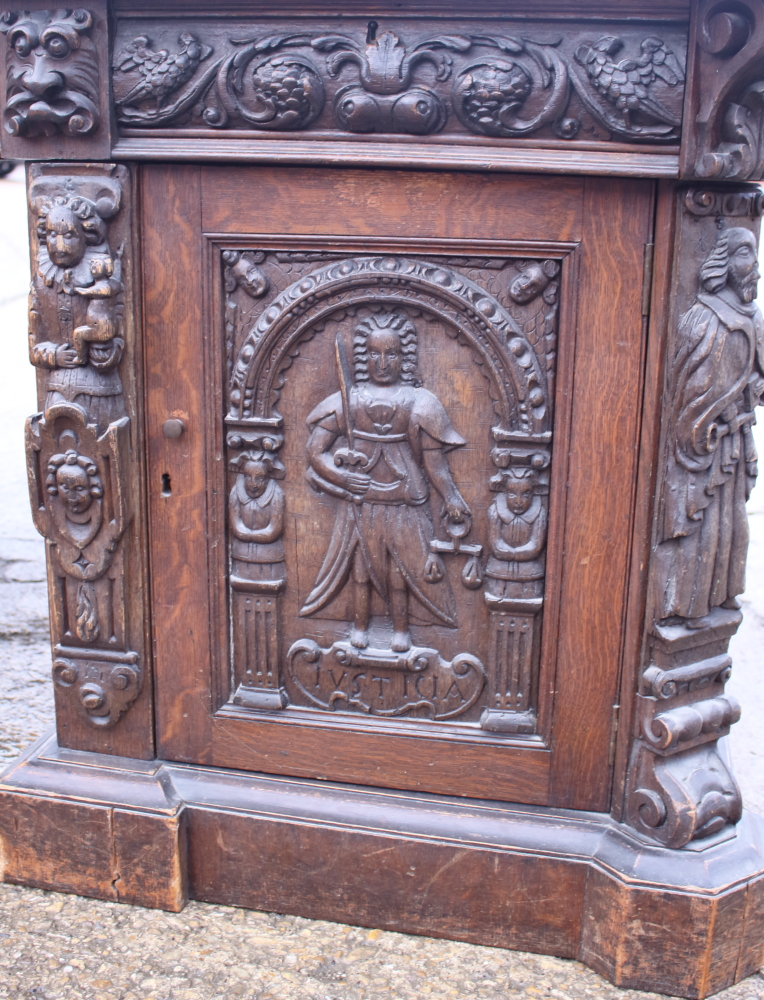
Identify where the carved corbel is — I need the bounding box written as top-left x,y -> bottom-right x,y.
682,0 -> 764,180
52,646 -> 141,728
0,0 -> 111,159
625,186 -> 763,847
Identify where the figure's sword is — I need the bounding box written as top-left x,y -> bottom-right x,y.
335,334 -> 356,453
333,334 -> 366,470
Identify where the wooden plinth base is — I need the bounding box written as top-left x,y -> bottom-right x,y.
2,734 -> 763,998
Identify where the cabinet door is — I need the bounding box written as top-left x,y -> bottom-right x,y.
143,164 -> 651,811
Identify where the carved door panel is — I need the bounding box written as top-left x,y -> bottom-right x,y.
144,164 -> 652,811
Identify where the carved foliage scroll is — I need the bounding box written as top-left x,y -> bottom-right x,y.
224,253 -> 558,730
113,21 -> 686,145
683,0 -> 764,180
626,188 -> 763,847
25,166 -> 142,730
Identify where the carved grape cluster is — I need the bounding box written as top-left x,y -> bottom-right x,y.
250,55 -> 325,130
455,60 -> 533,135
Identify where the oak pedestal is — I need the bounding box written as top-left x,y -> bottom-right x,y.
1,2 -> 764,995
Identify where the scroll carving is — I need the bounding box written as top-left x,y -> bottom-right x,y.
113,22 -> 685,145
627,194 -> 763,847
0,8 -> 99,138
24,167 -> 141,730
697,81 -> 764,180
224,253 -> 558,729
52,646 -> 141,727
683,0 -> 764,180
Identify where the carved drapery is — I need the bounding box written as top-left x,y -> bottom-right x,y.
24,165 -> 144,732
224,253 -> 558,728
626,185 -> 763,848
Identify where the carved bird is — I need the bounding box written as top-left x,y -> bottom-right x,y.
574,35 -> 683,128
114,32 -> 212,113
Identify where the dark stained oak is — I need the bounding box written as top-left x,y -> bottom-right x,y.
144,163 -> 651,809
3,2 -> 764,996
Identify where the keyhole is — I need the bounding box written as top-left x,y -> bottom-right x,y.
366,20 -> 378,43
161,472 -> 172,497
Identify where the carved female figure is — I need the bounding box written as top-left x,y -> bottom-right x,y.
659,227 -> 764,627
229,450 -> 286,583
485,468 -> 547,601
29,184 -> 125,430
300,311 -> 471,653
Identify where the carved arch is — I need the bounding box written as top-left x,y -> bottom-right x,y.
228,256 -> 551,435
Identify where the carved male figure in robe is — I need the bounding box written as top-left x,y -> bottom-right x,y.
485,468 -> 547,601
229,450 -> 286,584
658,227 -> 764,628
300,311 -> 471,653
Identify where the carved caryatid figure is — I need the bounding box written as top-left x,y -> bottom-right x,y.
658,227 -> 764,628
29,178 -> 124,430
485,468 -> 548,602
229,450 -> 286,584
27,404 -> 129,648
300,311 -> 471,653
46,446 -> 104,642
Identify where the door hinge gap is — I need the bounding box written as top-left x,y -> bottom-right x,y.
642,243 -> 655,316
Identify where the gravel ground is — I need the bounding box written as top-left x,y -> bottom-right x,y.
1,886 -> 764,1000
0,164 -> 762,999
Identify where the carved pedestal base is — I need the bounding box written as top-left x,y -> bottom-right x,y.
481,599 -> 542,733
231,578 -> 287,711
2,734 -> 763,999
627,608 -> 745,848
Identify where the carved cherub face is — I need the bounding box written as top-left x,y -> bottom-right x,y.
56,462 -> 92,515
727,230 -> 760,304
367,329 -> 403,385
242,459 -> 269,499
232,257 -> 268,298
89,256 -> 114,280
45,204 -> 86,266
504,474 -> 535,515
509,260 -> 558,305
510,263 -> 549,304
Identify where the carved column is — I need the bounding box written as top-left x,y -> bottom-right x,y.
480,428 -> 550,735
226,425 -> 288,711
24,163 -> 152,756
625,186 -> 764,848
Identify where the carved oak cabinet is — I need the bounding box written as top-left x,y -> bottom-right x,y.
1,0 -> 764,994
